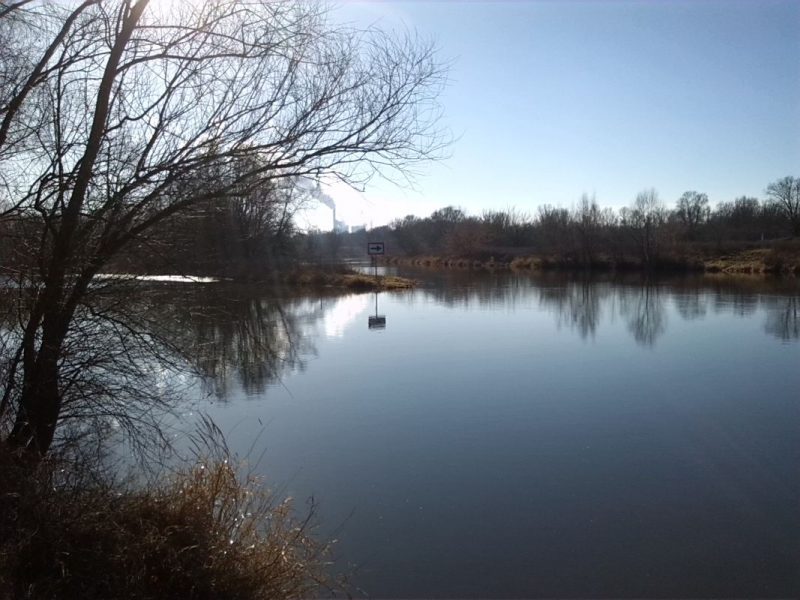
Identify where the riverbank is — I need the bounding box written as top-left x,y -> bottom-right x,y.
281,267 -> 416,291
382,245 -> 800,275
98,267 -> 417,291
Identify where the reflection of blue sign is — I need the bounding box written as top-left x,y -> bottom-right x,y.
368,315 -> 386,329
369,291 -> 386,329
367,242 -> 385,255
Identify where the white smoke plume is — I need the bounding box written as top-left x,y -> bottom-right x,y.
297,177 -> 335,211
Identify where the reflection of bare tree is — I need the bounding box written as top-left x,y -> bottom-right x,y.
402,270 -> 800,349
764,296 -> 800,341
187,297 -> 321,397
674,275 -> 800,328
416,269 -> 532,309
142,285 -> 327,397
537,278 -> 605,340
0,283 -> 327,454
712,289 -> 759,317
674,290 -> 707,320
619,282 -> 666,347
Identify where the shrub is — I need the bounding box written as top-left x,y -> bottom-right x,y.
0,450 -> 333,599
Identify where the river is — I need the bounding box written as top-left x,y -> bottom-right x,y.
186,269 -> 800,597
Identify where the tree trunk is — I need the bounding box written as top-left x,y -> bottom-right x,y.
8,317 -> 68,458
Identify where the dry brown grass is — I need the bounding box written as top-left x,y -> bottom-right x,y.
763,240 -> 800,274
283,266 -> 415,290
384,255 -> 513,270
0,450 -> 334,600
509,256 -> 543,270
387,245 -> 800,276
337,273 -> 415,290
703,246 -> 800,274
703,248 -> 772,274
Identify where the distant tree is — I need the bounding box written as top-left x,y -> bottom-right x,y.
765,176 -> 800,236
675,191 -> 709,240
430,206 -> 467,224
390,215 -> 427,255
480,207 -> 531,247
728,196 -> 761,225
623,189 -> 666,264
572,194 -> 603,263
429,206 -> 466,250
536,205 -> 571,255
446,217 -> 486,257
709,196 -> 770,242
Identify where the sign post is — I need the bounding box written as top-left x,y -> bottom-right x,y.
367,241 -> 386,329
367,241 -> 385,279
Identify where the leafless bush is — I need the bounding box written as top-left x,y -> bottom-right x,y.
0,418 -> 337,599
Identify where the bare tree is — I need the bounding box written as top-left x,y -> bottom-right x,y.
0,0 -> 446,457
622,188 -> 666,265
675,191 -> 709,240
765,176 -> 800,237
536,205 -> 571,256
572,194 -> 603,264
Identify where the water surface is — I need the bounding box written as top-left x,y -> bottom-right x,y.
193,270 -> 800,598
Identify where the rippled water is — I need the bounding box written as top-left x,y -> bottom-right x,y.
195,270 -> 800,597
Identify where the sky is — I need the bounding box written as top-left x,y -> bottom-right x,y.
299,0 -> 800,231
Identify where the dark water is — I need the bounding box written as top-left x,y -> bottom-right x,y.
191,270 -> 800,598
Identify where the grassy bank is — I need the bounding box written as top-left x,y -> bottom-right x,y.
281,266 -> 415,291
0,451 -> 334,599
382,242 -> 800,275
100,265 -> 417,291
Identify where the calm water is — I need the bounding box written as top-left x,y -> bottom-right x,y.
190,270 -> 800,598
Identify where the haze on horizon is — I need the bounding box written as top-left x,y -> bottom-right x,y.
301,0 -> 800,231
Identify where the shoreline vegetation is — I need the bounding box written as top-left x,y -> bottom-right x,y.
281,267 -> 416,291
380,244 -> 800,276
325,185 -> 800,280
89,267 -> 418,291
0,445 -> 336,599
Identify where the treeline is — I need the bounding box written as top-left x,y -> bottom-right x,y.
3,177 -> 797,278
116,175 -> 800,273
364,177 -> 800,268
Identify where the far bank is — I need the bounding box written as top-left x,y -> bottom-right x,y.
381,243 -> 800,276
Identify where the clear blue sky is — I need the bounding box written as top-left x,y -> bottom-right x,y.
303,0 -> 800,229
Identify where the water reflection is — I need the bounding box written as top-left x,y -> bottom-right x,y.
674,286 -> 708,320
136,285 -> 331,397
620,282 -> 666,347
401,270 -> 799,347
538,277 -> 606,340
324,295 -> 370,338
404,269 -> 534,309
120,275 -> 800,408
169,272 -> 799,598
32,273 -> 793,414
368,292 -> 387,330
527,276 -> 669,347
711,286 -> 759,317
764,295 -> 800,341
